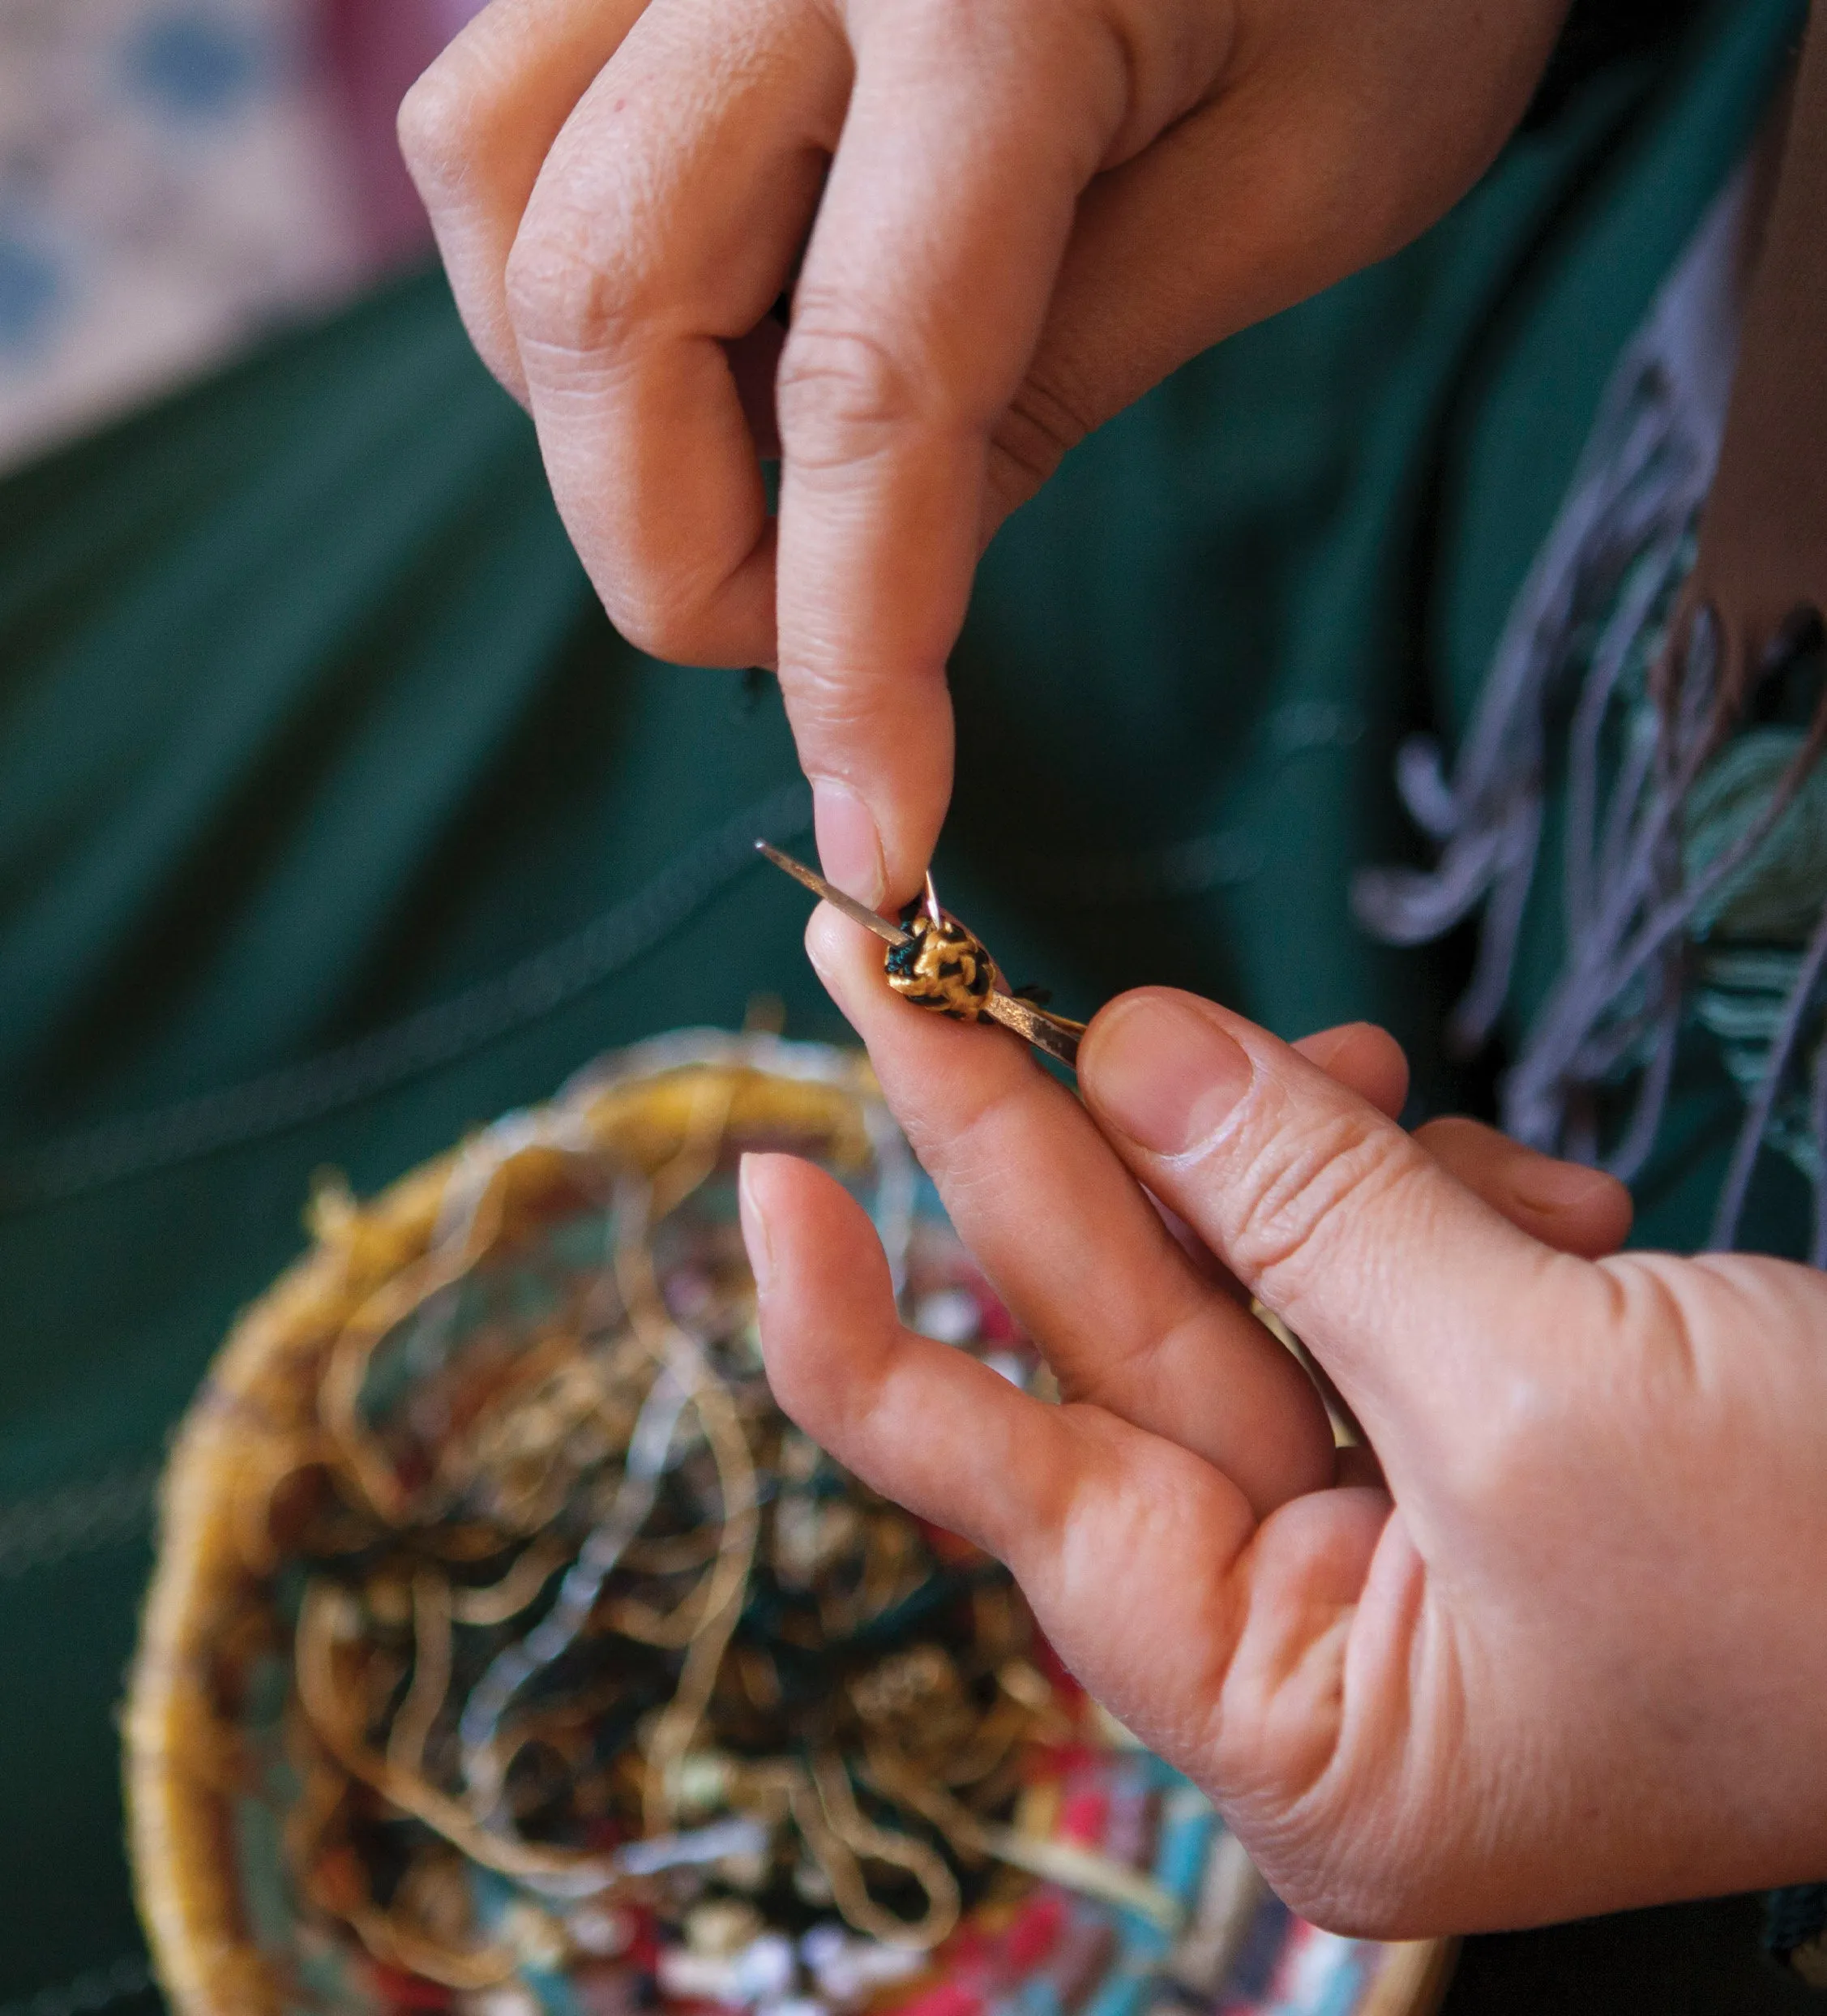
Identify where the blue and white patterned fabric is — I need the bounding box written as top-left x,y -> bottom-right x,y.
0,0 -> 362,470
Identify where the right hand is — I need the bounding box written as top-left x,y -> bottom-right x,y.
400,0 -> 1572,902
737,908 -> 1827,1933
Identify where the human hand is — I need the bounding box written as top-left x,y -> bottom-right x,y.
400,0 -> 1572,903
736,906 -> 1827,1933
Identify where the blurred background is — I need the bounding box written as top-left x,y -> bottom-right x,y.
0,0 -> 482,472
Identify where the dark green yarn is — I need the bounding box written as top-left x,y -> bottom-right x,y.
1768,1885 -> 1827,1983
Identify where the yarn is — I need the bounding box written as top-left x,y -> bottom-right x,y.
1355,165 -> 1827,1252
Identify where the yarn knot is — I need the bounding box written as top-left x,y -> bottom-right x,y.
885,910 -> 997,1021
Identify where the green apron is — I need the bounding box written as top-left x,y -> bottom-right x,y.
0,0 -> 1812,2003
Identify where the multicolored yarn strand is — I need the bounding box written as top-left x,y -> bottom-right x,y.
126,1032 -> 1447,2016
1355,165 -> 1827,1253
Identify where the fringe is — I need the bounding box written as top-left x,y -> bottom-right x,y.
1354,165 -> 1827,1251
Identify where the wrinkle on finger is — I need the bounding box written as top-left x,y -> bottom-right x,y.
1079,991 -> 1593,1484
400,0 -> 654,396
743,1149 -> 1097,1564
770,10 -> 1141,887
503,0 -> 848,666
982,368 -> 1095,528
742,1153 -> 1269,1757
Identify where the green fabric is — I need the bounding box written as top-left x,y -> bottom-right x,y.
1431,0 -> 1818,1249
0,0 -> 1807,2004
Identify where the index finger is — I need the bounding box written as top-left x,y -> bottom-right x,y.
741,1149 -> 1402,1844
774,5 -> 1132,902
803,904 -> 1337,1516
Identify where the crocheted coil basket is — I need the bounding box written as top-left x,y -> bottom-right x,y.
125,1031 -> 1453,2016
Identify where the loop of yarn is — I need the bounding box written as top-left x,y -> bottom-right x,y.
884,912 -> 998,1022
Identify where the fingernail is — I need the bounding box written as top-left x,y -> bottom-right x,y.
1514,1158 -> 1620,1217
812,778 -> 886,906
1085,993 -> 1253,1157
802,910 -> 836,990
738,1154 -> 776,1293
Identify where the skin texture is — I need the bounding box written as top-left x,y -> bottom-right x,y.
400,0 -> 1574,902
738,909 -> 1827,1935
400,0 -> 1827,1934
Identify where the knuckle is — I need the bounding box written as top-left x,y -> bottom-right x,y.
783,646 -> 941,734
896,1076 -> 1015,1182
396,55 -> 492,206
774,314 -> 946,472
599,573 -> 724,666
504,226 -> 631,363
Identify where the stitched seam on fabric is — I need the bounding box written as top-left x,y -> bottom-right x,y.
0,1955 -> 152,2016
0,1463 -> 159,1580
1009,826 -> 1268,903
0,784 -> 812,1214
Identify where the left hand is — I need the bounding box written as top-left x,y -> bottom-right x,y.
399,0 -> 1571,905
738,905 -> 1827,1934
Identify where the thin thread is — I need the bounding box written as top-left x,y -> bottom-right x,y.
0,1463 -> 158,1581
1811,1038 -> 1827,1269
0,783 -> 811,1214
1565,536 -> 1686,936
458,1363 -> 691,1799
1709,899 -> 1827,1249
1605,987 -> 1683,1185
1354,165 -> 1749,1018
0,1956 -> 152,2016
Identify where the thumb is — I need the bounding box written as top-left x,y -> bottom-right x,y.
1077,989 -> 1602,1466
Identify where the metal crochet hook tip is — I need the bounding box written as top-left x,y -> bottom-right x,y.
756,841 -> 1087,1072
755,841 -> 909,948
